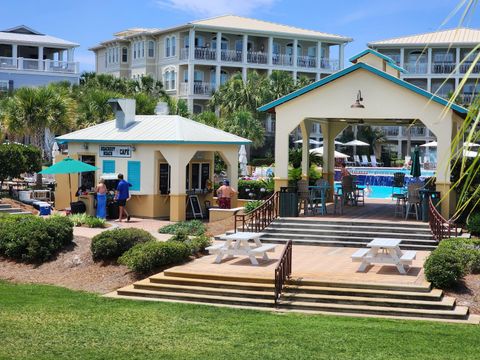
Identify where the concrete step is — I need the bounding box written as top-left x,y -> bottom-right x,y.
276,217 -> 431,229
134,279 -> 274,299
0,204 -> 11,209
261,231 -> 435,244
163,270 -> 274,284
0,207 -> 22,213
281,292 -> 455,310
277,301 -> 469,320
266,223 -> 434,236
258,237 -> 437,251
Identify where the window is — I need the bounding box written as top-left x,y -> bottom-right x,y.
166,37 -> 170,57
235,39 -> 242,52
148,41 -> 155,57
273,42 -> 281,55
0,80 -> 9,93
286,43 -> 302,55
140,41 -> 144,58
159,163 -> 171,195
104,52 -> 107,67
193,104 -> 203,114
122,47 -> 128,62
127,161 -> 141,191
170,71 -> 176,90
194,70 -> 204,83
307,46 -> 316,57
184,35 -> 189,48
212,36 -> 228,50
133,43 -> 137,60
183,70 -> 188,82
190,163 -> 210,190
164,71 -> 170,90
195,35 -> 204,48
171,36 -> 176,56
103,160 -> 115,174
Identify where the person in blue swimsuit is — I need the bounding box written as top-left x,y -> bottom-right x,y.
95,178 -> 107,219
115,173 -> 132,222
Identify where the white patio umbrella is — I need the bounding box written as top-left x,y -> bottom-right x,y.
420,141 -> 438,147
294,138 -> 322,145
309,147 -> 350,159
343,139 -> 370,147
464,142 -> 480,148
51,142 -> 60,164
463,149 -> 479,158
239,145 -> 248,176
318,140 -> 345,146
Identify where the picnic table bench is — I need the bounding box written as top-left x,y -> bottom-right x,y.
206,232 -> 276,265
351,238 -> 417,274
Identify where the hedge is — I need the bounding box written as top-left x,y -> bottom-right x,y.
424,238 -> 480,289
466,213 -> 480,236
91,228 -> 155,261
158,220 -> 207,236
118,241 -> 191,274
238,179 -> 274,200
0,215 -> 73,263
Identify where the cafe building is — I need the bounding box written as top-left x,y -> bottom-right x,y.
55,99 -> 250,221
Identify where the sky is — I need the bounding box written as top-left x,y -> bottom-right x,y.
2,0 -> 480,72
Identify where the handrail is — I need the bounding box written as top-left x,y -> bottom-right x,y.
274,240 -> 292,305
234,191 -> 279,233
428,198 -> 457,241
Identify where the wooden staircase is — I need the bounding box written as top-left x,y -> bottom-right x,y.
111,270 -> 479,324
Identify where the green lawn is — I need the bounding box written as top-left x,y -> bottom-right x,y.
0,281 -> 478,360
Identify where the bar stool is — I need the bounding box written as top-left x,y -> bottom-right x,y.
393,193 -> 406,217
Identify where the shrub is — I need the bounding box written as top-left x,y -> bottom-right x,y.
91,228 -> 155,261
238,179 -> 274,200
170,229 -> 189,242
158,220 -> 206,236
244,200 -> 263,213
0,214 -> 73,263
69,213 -> 106,228
188,234 -> 212,254
119,241 -> 191,274
467,212 -> 480,236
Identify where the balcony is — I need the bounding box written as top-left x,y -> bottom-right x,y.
272,53 -> 293,66
179,47 -> 216,61
404,62 -> 428,74
320,58 -> 340,71
221,49 -> 242,62
383,126 -> 400,137
179,82 -> 214,96
460,62 -> 480,74
297,55 -> 316,68
402,127 -> 427,137
0,57 -> 79,74
431,62 -> 456,74
460,93 -> 478,104
247,51 -> 268,64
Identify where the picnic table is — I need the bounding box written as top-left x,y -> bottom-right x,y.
351,238 -> 416,274
206,232 -> 277,265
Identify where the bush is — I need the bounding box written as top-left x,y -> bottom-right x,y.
158,220 -> 206,236
119,241 -> 191,274
69,213 -> 106,228
250,158 -> 274,167
170,229 -> 189,242
0,214 -> 73,263
467,213 -> 480,236
244,200 -> 263,213
424,238 -> 480,288
187,234 -> 212,254
238,179 -> 273,200
91,228 -> 155,261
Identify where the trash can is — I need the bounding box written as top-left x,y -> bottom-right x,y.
107,201 -> 119,220
419,189 -> 440,222
279,186 -> 298,217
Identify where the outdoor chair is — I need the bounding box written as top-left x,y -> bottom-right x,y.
361,155 -> 371,166
353,155 -> 361,166
297,179 -> 310,215
405,183 -> 423,220
370,155 -> 383,167
341,175 -> 357,206
392,172 -> 406,196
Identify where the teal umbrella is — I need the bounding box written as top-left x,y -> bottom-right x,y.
39,157 -> 98,203
410,146 -> 421,178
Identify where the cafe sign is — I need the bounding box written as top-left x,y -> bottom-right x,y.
99,145 -> 132,158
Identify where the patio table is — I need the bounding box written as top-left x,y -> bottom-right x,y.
209,232 -> 276,265
353,238 -> 415,274
308,184 -> 330,215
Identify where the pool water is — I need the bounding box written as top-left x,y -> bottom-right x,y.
334,184 -> 397,199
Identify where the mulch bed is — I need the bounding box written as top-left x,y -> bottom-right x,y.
445,274 -> 480,314
1,198 -> 38,215
0,236 -> 137,294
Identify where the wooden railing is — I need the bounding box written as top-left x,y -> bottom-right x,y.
274,240 -> 292,305
234,191 -> 279,233
428,198 -> 458,241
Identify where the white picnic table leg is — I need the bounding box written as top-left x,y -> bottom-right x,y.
262,252 -> 269,260
249,254 -> 259,265
357,260 -> 369,272
215,251 -> 224,264
253,237 -> 263,247
396,264 -> 407,274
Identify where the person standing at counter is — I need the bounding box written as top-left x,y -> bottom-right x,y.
96,178 -> 107,219
115,173 -> 131,222
216,179 -> 236,209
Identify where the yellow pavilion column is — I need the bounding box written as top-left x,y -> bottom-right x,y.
160,146 -> 196,222
300,119 -> 312,181
274,112 -> 293,192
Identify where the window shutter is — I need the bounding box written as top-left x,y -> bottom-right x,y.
103,160 -> 115,174
127,161 -> 141,191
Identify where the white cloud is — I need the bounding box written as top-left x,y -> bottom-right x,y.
156,0 -> 277,17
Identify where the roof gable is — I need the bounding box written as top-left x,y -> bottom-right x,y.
349,49 -> 396,64
369,27 -> 480,46
1,25 -> 43,35
258,62 -> 467,115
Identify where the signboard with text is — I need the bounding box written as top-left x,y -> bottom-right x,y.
99,145 -> 132,158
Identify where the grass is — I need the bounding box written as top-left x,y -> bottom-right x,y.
0,282 -> 479,359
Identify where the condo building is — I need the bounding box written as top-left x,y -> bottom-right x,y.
0,25 -> 80,92
90,15 -> 352,138
369,28 -> 480,157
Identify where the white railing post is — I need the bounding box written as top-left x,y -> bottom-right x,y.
12,44 -> 17,59
427,48 -> 432,75
268,36 -> 273,66
339,43 -> 345,69
188,28 -> 195,61
242,34 -> 248,64
317,41 -> 322,71
18,57 -> 23,70
44,59 -> 50,72
293,39 -> 298,68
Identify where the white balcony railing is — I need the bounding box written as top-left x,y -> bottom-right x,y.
180,48 -> 189,60
247,51 -> 268,64
404,62 -> 428,74
460,93 -> 478,104
179,82 -> 215,96
319,58 -> 339,71
297,55 -> 316,68
221,49 -> 242,62
194,47 -> 216,61
460,62 -> 480,74
431,62 -> 456,74
0,57 -> 78,74
272,53 -> 293,66
179,82 -> 188,96
383,126 -> 400,137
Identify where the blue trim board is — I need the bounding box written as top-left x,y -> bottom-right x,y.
387,62 -> 408,74
257,62 -> 468,115
56,139 -> 251,145
349,49 -> 396,64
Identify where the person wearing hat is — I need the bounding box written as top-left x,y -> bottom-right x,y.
216,179 -> 237,209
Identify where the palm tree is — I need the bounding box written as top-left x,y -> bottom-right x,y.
220,110 -> 265,148
358,126 -> 386,156
165,97 -> 189,117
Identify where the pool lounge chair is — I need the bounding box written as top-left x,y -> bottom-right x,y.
404,156 -> 411,168
370,155 -> 383,167
353,155 -> 361,166
361,155 -> 371,166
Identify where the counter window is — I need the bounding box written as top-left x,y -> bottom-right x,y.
159,163 -> 170,195
80,155 -> 96,190
190,163 -> 210,190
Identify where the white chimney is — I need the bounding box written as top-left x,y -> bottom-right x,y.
155,101 -> 169,115
108,99 -> 136,129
